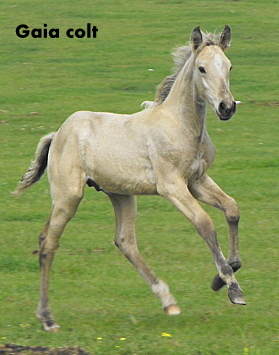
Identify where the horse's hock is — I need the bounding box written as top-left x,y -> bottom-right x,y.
0,344 -> 90,355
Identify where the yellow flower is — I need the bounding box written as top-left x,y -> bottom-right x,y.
161,332 -> 172,337
120,337 -> 126,341
97,337 -> 103,340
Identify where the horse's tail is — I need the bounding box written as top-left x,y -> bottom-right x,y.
13,132 -> 56,195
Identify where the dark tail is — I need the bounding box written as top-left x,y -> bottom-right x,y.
13,132 -> 56,195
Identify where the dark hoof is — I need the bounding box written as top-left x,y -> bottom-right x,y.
228,283 -> 246,305
211,274 -> 226,291
211,261 -> 241,292
229,261 -> 242,272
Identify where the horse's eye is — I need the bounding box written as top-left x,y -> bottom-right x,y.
198,66 -> 206,74
230,66 -> 233,71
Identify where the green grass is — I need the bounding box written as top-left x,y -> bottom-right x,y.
0,0 -> 278,354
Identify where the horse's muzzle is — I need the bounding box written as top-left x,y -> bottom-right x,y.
217,101 -> 236,121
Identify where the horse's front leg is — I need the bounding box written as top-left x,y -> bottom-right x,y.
157,177 -> 245,305
189,174 -> 242,291
108,193 -> 180,316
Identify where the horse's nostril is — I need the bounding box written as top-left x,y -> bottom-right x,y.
219,101 -> 226,112
219,101 -> 236,113
218,101 -> 236,120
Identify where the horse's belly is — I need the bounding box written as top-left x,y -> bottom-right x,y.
90,170 -> 157,195
85,154 -> 158,195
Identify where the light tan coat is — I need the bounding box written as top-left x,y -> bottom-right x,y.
15,26 -> 245,331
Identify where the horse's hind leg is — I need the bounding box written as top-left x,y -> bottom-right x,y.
189,175 -> 242,292
109,194 -> 180,316
37,181 -> 84,331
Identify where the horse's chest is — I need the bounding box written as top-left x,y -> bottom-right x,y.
189,153 -> 207,179
187,142 -> 215,181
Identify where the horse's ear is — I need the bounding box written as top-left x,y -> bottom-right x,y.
191,26 -> 203,52
219,25 -> 231,51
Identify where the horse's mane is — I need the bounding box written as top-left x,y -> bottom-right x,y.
154,32 -> 222,105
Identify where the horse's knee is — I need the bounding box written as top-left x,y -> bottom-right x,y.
225,197 -> 240,224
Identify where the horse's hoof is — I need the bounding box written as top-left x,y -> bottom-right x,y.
211,275 -> 225,291
164,304 -> 181,316
45,324 -> 60,332
40,321 -> 60,332
228,283 -> 246,305
37,312 -> 61,332
211,261 -> 242,292
230,295 -> 246,305
229,260 -> 242,272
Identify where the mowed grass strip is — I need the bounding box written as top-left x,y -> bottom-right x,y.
0,0 -> 278,354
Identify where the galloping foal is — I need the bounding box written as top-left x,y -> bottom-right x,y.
14,25 -> 245,331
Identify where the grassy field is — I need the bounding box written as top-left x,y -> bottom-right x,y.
1,0 -> 278,354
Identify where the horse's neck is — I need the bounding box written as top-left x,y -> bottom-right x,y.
163,56 -> 207,137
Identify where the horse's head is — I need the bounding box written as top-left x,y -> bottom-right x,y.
191,25 -> 236,121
